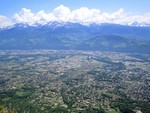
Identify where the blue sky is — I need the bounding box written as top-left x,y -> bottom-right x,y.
0,0 -> 150,17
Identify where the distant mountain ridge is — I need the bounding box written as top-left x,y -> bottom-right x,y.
0,22 -> 150,53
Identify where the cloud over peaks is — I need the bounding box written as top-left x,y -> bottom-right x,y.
0,15 -> 13,28
0,5 -> 150,28
53,5 -> 70,21
14,8 -> 37,25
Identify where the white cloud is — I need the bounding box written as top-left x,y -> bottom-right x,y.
13,8 -> 38,25
69,7 -> 101,23
53,5 -> 70,21
0,15 -> 13,28
36,11 -> 56,24
0,5 -> 150,28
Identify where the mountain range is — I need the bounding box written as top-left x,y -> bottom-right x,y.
0,22 -> 150,54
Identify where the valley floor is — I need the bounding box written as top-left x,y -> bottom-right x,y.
0,50 -> 149,113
